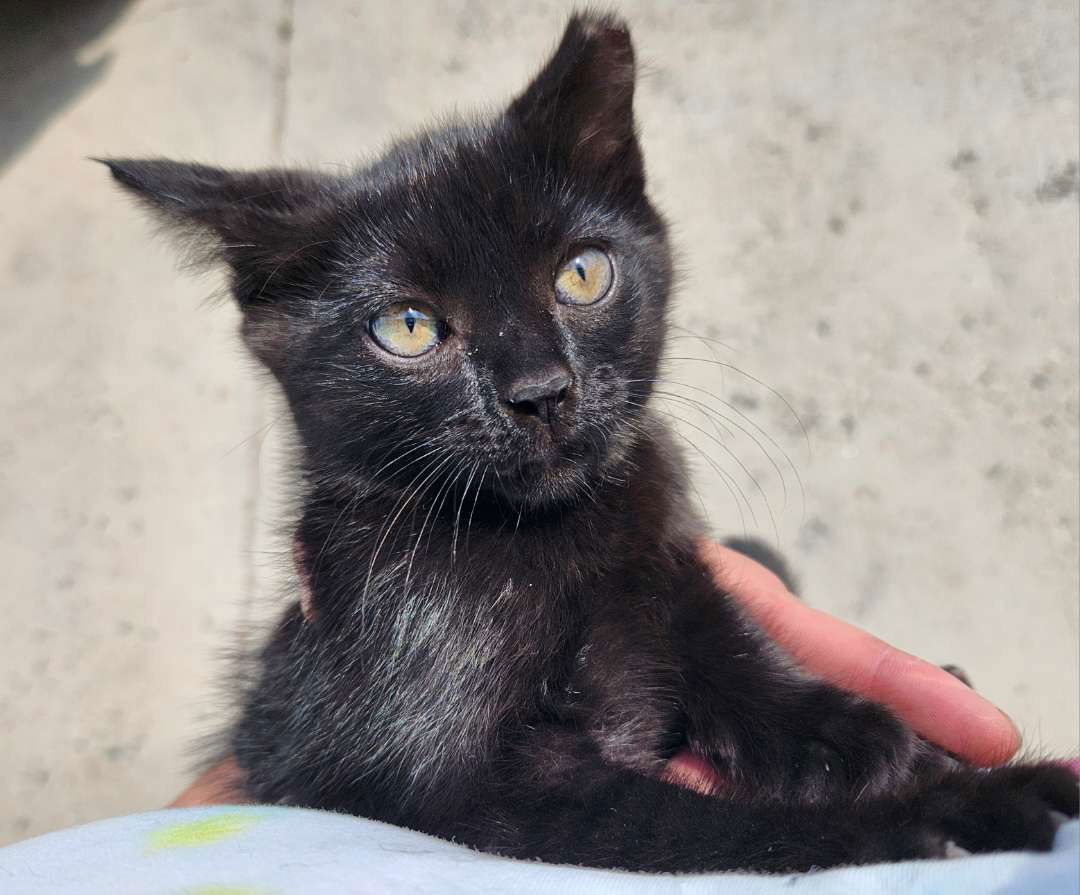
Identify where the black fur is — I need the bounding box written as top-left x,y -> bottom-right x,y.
105,12 -> 1077,873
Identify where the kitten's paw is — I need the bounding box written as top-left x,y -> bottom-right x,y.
940,663 -> 973,688
913,763 -> 1079,856
784,694 -> 932,803
715,687 -> 934,803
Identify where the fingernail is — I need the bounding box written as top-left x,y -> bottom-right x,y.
985,707 -> 1023,765
1002,708 -> 1022,747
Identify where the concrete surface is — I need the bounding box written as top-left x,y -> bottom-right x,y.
1,0 -> 1077,845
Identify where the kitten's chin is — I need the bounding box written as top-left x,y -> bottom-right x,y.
495,430 -> 635,507
496,463 -> 595,507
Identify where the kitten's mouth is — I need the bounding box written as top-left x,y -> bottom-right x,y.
501,447 -> 571,479
493,432 -> 603,502
519,426 -> 595,468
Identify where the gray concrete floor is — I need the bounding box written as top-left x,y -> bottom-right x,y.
1,0 -> 1077,845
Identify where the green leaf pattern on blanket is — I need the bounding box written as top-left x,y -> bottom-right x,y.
147,812 -> 263,852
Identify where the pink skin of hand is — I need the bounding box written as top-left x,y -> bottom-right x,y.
173,542 -> 1027,805
664,543 -> 1023,794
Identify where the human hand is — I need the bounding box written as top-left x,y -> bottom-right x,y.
171,541 -> 1021,805
663,542 -> 1020,794
169,757 -> 246,807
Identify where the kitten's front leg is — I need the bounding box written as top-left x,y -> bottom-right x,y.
446,726 -> 1077,872
669,553 -> 947,802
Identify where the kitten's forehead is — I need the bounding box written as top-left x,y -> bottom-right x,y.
346,121 -> 634,295
360,121 -> 582,229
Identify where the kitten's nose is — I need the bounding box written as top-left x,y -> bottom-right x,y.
505,369 -> 572,425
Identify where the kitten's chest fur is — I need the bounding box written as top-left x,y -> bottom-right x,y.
245,424 -> 693,816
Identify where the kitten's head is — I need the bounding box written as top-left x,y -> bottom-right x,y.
106,13 -> 672,507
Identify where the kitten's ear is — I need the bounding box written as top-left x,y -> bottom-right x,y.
99,158 -> 336,305
508,12 -> 642,187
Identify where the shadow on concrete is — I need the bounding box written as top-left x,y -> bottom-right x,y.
0,0 -> 132,173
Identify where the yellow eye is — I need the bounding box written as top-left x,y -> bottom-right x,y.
555,248 -> 614,306
369,303 -> 444,357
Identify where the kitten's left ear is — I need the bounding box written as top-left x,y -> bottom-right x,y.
508,12 -> 642,188
99,158 -> 337,306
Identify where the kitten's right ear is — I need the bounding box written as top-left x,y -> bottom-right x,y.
99,158 -> 337,305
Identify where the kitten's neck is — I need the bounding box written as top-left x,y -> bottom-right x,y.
296,413 -> 693,611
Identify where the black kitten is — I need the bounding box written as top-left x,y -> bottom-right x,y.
105,12 -> 1077,873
